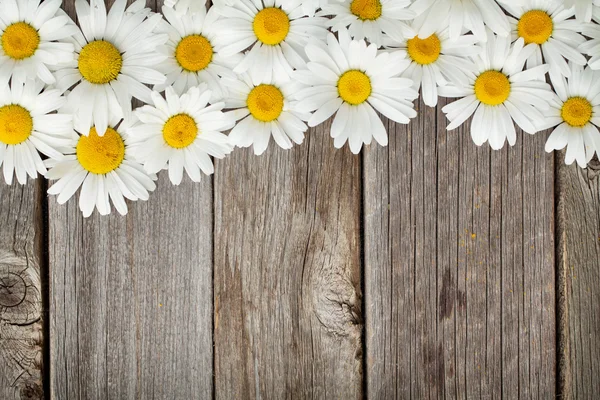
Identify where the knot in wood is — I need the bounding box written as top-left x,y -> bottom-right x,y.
0,271 -> 27,307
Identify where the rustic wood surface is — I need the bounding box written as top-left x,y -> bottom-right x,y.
558,159 -> 600,399
0,0 -> 599,399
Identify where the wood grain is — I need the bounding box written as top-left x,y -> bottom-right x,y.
49,0 -> 213,398
0,181 -> 45,400
558,158 -> 600,399
213,121 -> 363,399
364,99 -> 556,398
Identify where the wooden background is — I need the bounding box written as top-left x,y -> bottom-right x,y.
0,0 -> 599,398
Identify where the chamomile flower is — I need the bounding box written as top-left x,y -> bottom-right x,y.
410,0 -> 511,42
212,0 -> 328,82
504,1 -> 587,77
538,64 -> 600,168
164,0 -> 203,13
223,74 -> 309,155
54,0 -> 167,137
440,31 -> 553,150
294,30 -> 418,154
46,116 -> 157,217
154,5 -> 237,99
579,22 -> 600,70
564,0 -> 600,22
0,0 -> 77,84
128,85 -> 234,185
0,79 -> 72,185
385,21 -> 481,107
301,0 -> 334,16
322,0 -> 414,45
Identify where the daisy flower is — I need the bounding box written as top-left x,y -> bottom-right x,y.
538,64 -> 600,167
222,74 -> 310,155
54,0 -> 167,137
302,0 -> 334,16
294,30 -> 418,154
164,0 -> 203,13
322,0 -> 414,46
440,31 -> 553,150
385,20 -> 481,107
410,0 -> 512,42
154,5 -> 237,100
564,0 -> 600,22
128,85 -> 234,185
579,22 -> 600,70
212,0 -> 328,82
0,79 -> 72,185
504,1 -> 587,77
46,115 -> 156,217
0,0 -> 77,84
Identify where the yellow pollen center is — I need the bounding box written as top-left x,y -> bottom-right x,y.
474,70 -> 511,106
175,35 -> 213,72
1,22 -> 40,60
338,70 -> 372,106
163,114 -> 198,149
517,10 -> 553,45
350,0 -> 382,20
247,84 -> 284,122
561,97 -> 592,127
253,8 -> 290,45
78,40 -> 123,84
0,105 -> 33,145
77,127 -> 125,175
407,34 -> 442,65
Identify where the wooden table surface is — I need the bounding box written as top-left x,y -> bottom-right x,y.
1,0 -> 600,399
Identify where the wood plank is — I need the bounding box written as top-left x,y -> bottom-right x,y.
0,181 -> 45,399
213,121 -> 363,399
558,158 -> 600,399
364,99 -> 556,398
50,0 -> 213,398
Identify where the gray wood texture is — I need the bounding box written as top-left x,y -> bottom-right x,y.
0,181 -> 44,399
364,100 -> 556,398
213,121 -> 363,399
558,158 -> 600,399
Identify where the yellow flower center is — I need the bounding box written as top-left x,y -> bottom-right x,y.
253,8 -> 290,45
407,34 -> 441,65
163,114 -> 198,148
175,35 -> 213,72
474,71 -> 511,106
561,97 -> 592,127
78,40 -> 123,85
0,105 -> 33,145
350,0 -> 382,20
338,70 -> 372,106
517,10 -> 553,45
77,127 -> 125,175
1,22 -> 40,60
247,84 -> 284,122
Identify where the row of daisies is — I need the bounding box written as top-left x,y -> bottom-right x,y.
0,0 -> 600,217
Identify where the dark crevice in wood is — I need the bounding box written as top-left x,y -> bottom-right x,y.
38,177 -> 50,400
555,152 -> 564,399
360,148 -> 367,400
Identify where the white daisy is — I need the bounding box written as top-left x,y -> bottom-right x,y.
0,79 -> 72,184
504,1 -> 587,77
0,0 -> 77,84
212,0 -> 328,82
385,20 -> 481,107
294,29 -> 418,154
538,64 -> 600,168
321,0 -> 414,46
154,5 -> 238,100
46,115 -> 157,217
302,0 -> 334,16
128,84 -> 234,185
564,0 -> 600,22
440,30 -> 554,150
579,22 -> 600,70
164,0 -> 203,13
410,0 -> 512,42
223,74 -> 310,155
53,0 -> 167,137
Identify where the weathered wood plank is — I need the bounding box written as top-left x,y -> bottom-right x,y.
558,159 -> 600,399
213,121 -> 363,399
0,181 -> 44,399
364,99 -> 556,398
49,0 -> 214,398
